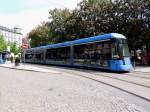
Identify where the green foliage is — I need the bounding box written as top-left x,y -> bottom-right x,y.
28,0 -> 150,51
28,22 -> 55,47
0,35 -> 21,54
9,42 -> 21,55
0,35 -> 7,52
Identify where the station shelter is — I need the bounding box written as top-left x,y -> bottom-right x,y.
0,51 -> 10,64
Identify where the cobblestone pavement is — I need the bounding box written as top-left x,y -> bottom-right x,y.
0,67 -> 149,112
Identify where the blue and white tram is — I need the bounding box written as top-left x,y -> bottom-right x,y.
23,33 -> 133,71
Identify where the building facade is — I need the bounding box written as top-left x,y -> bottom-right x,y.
0,25 -> 23,46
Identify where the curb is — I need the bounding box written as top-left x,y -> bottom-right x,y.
0,65 -> 51,73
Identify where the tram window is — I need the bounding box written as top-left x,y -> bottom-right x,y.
46,47 -> 70,60
74,42 -> 111,59
34,50 -> 43,60
112,43 -> 118,59
25,50 -> 34,59
123,44 -> 130,57
74,44 -> 85,59
117,39 -> 127,44
96,42 -> 111,59
104,43 -> 110,48
119,44 -> 130,57
46,49 -> 53,59
46,49 -> 56,59
35,53 -> 42,60
97,44 -> 103,49
25,54 -> 34,59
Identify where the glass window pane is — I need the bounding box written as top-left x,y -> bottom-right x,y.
74,41 -> 111,67
122,44 -> 130,57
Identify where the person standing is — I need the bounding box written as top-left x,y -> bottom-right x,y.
10,56 -> 13,63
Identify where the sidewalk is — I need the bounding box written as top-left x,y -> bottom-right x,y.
0,62 -> 60,74
134,66 -> 150,73
0,62 -> 150,73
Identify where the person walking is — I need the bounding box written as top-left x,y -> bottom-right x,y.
15,56 -> 20,66
10,56 -> 13,63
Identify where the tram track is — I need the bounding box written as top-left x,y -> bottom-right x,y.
62,70 -> 150,102
26,64 -> 150,101
133,71 -> 150,77
134,71 -> 150,74
122,72 -> 150,79
30,64 -> 150,88
93,73 -> 150,88
75,70 -> 150,88
90,70 -> 150,80
118,71 -> 150,80
56,69 -> 150,102
70,69 -> 150,89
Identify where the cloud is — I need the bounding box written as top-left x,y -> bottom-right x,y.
0,0 -> 82,36
25,0 -> 82,9
0,8 -> 49,36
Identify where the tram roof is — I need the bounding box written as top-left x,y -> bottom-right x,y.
32,33 -> 126,49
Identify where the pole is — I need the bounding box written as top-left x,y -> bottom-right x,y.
24,49 -> 26,63
133,60 -> 135,70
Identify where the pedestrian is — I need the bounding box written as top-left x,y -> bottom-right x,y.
10,56 -> 13,63
131,50 -> 136,68
148,52 -> 150,66
15,56 -> 20,66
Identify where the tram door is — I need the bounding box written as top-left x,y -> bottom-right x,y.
96,42 -> 111,68
34,49 -> 44,63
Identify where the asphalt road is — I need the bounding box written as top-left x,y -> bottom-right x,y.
0,67 -> 149,112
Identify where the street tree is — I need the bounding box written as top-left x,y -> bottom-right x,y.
0,35 -> 7,52
10,42 -> 21,55
27,0 -> 150,51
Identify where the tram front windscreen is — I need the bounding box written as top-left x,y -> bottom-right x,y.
112,38 -> 130,59
119,43 -> 130,57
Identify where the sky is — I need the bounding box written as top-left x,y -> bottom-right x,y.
0,0 -> 82,36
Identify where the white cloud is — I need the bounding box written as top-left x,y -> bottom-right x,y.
0,8 -> 49,36
25,0 -> 82,9
0,0 -> 82,36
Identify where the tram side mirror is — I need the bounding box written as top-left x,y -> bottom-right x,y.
113,54 -> 122,60
113,55 -> 119,58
